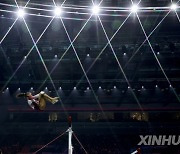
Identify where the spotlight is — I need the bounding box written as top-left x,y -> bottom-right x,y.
54,7 -> 62,16
123,52 -> 126,56
87,87 -> 90,90
59,87 -> 62,89
155,85 -> 158,88
131,5 -> 139,13
99,86 -> 101,89
170,3 -> 177,11
114,86 -> 116,89
55,55 -> 57,58
17,9 -> 25,18
142,86 -> 144,89
128,86 -> 130,89
74,87 -> 76,90
92,5 -> 100,15
87,54 -> 90,57
31,87 -> 33,90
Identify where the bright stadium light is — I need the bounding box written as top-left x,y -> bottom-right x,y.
92,5 -> 100,15
17,9 -> 25,18
54,7 -> 62,16
131,4 -> 139,13
170,3 -> 177,11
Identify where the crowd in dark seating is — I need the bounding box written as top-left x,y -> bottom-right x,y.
0,134 -> 135,154
1,134 -> 180,153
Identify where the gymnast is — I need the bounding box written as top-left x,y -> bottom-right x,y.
16,91 -> 59,111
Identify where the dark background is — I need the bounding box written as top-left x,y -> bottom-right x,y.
0,0 -> 180,153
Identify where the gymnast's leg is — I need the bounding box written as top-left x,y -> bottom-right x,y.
38,91 -> 59,110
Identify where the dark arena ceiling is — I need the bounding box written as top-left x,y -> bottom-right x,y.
0,0 -> 180,153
